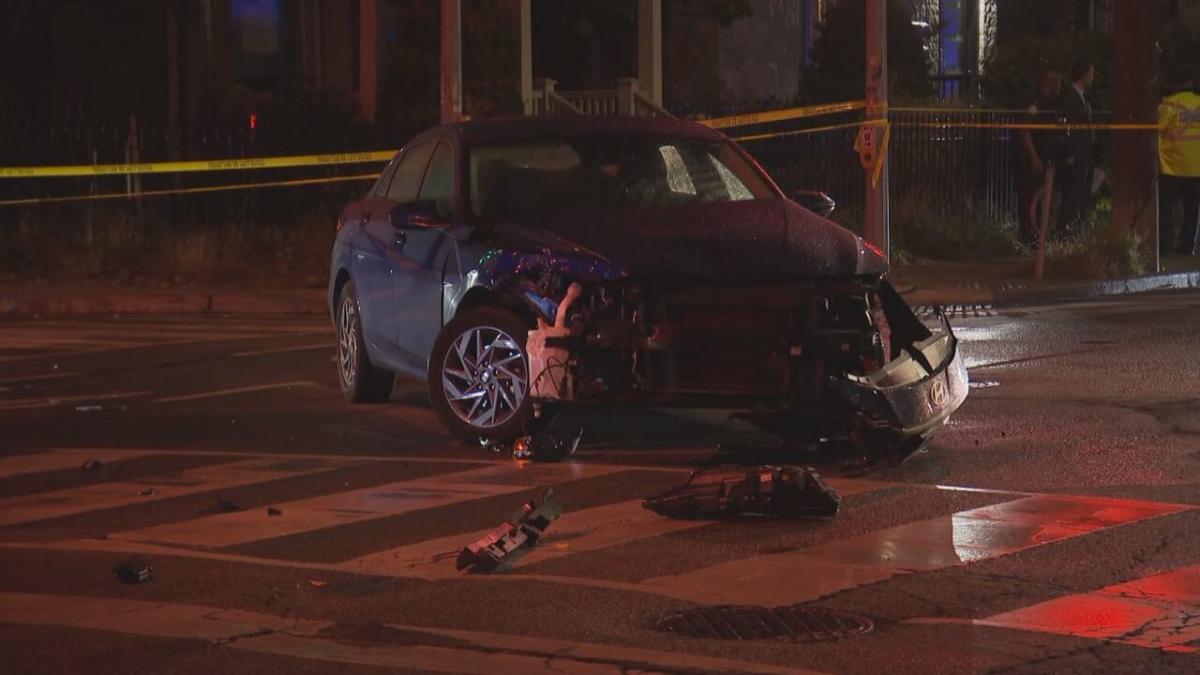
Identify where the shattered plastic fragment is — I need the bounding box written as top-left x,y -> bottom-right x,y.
113,558 -> 154,584
456,489 -> 562,573
643,465 -> 840,520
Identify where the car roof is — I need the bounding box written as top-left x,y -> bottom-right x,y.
415,114 -> 728,147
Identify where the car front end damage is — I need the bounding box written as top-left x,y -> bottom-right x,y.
489,250 -> 968,463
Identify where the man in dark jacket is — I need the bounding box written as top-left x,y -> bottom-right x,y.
1018,69 -> 1065,246
1058,59 -> 1097,236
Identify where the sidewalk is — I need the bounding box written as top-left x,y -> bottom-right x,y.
892,255 -> 1200,307
2,258 -> 1200,318
0,284 -> 327,317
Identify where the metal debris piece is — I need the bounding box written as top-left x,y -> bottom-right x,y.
113,558 -> 154,584
643,465 -> 840,520
82,457 -> 105,471
455,489 -> 562,574
267,507 -> 282,516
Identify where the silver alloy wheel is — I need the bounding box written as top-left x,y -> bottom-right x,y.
337,295 -> 358,388
441,325 -> 528,429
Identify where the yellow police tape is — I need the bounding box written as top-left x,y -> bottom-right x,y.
0,150 -> 394,179
0,174 -> 378,207
698,100 -> 867,130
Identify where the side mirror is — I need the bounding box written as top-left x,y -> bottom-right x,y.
793,190 -> 836,218
388,200 -> 441,229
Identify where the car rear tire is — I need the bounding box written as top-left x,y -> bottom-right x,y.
429,306 -> 541,443
336,281 -> 395,403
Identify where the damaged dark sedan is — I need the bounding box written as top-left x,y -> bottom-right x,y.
328,115 -> 967,462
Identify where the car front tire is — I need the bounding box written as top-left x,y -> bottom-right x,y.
335,281 -> 395,403
428,306 -> 541,442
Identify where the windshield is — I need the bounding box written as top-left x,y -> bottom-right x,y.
469,136 -> 774,222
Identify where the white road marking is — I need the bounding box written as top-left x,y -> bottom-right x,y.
0,391 -> 151,412
0,372 -> 81,385
232,343 -> 333,358
638,494 -> 1191,606
114,463 -> 627,548
0,457 -> 346,528
0,449 -> 153,479
0,592 -> 329,642
154,381 -> 319,403
909,565 -> 1200,654
0,592 -> 822,674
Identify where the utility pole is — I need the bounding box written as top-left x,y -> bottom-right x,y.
1111,0 -> 1162,271
862,0 -> 890,261
440,0 -> 462,124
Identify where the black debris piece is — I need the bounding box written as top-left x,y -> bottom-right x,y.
82,457 -> 105,471
455,489 -> 562,574
113,558 -> 154,584
216,499 -> 241,513
267,507 -> 283,516
643,465 -> 841,520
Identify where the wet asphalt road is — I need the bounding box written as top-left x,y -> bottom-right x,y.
0,292 -> 1198,674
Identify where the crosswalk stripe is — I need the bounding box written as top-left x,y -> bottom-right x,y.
342,476 -> 894,579
0,591 -> 822,674
0,457 -> 348,528
0,449 -> 153,479
638,494 -> 1190,606
112,462 -> 628,549
967,564 -> 1200,653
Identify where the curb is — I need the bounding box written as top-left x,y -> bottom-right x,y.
0,289 -> 327,317
901,270 -> 1200,308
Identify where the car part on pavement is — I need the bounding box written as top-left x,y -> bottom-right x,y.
113,558 -> 154,584
643,465 -> 841,520
456,489 -> 562,574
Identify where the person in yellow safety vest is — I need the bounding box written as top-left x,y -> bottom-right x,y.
1159,77 -> 1200,256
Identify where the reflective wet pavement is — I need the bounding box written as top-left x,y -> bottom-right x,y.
1,293 -> 1200,674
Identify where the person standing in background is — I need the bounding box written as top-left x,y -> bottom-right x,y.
1058,59 -> 1097,237
1159,75 -> 1200,256
1018,69 -> 1065,246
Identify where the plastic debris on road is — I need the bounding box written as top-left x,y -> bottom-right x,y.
113,558 -> 154,584
643,465 -> 841,520
455,489 -> 562,574
481,427 -> 584,463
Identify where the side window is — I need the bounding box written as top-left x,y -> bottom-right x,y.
371,156 -> 400,197
418,142 -> 455,220
385,141 -> 435,204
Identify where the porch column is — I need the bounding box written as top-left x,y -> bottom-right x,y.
440,0 -> 462,123
520,0 -> 533,114
637,0 -> 662,106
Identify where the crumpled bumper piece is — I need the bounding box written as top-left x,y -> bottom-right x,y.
643,465 -> 841,520
830,312 -> 969,461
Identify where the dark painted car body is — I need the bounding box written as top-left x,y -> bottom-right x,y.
329,115 -> 966,460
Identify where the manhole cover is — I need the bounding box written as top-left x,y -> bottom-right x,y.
655,605 -> 873,642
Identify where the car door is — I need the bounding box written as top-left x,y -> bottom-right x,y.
355,140 -> 436,361
394,140 -> 457,370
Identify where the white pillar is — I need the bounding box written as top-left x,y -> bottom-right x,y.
520,0 -> 533,114
637,0 -> 662,106
440,0 -> 462,124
